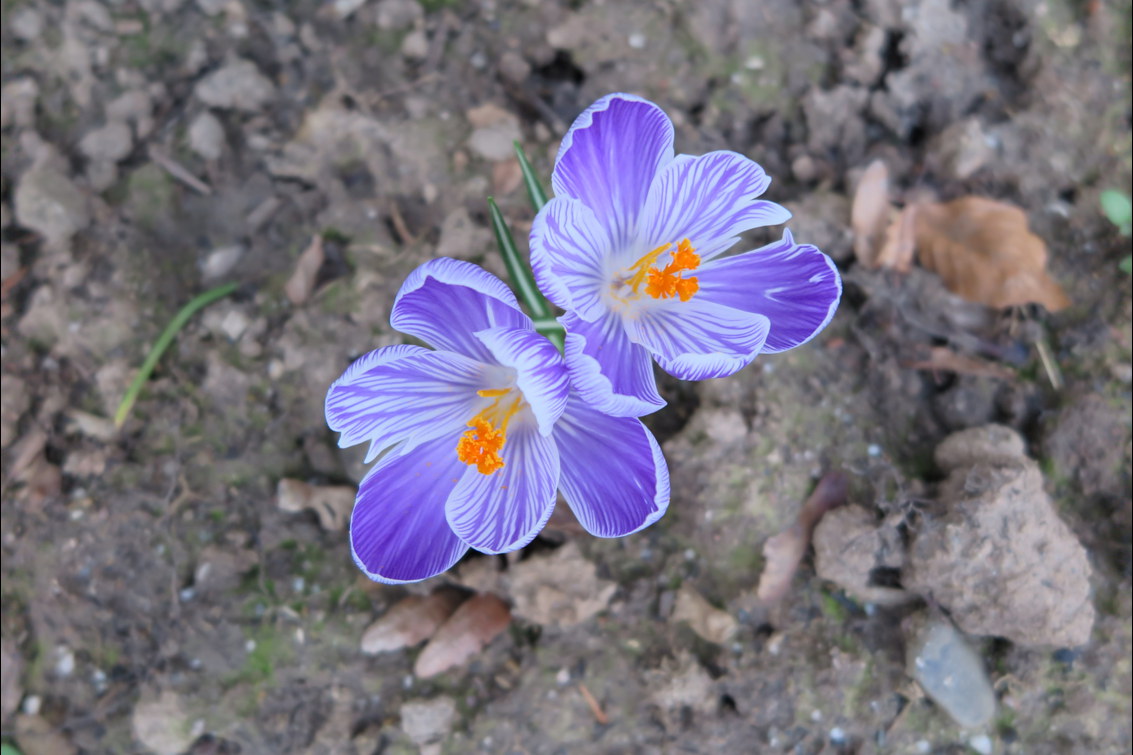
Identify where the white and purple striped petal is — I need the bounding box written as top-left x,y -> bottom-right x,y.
529,197 -> 611,319
561,310 -> 665,418
475,326 -> 570,435
554,397 -> 669,538
637,151 -> 792,264
446,422 -> 560,554
625,299 -> 771,381
350,434 -> 470,584
325,347 -> 485,461
391,257 -> 531,362
698,231 -> 842,353
552,93 -> 675,251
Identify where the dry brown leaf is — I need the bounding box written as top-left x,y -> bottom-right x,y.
914,197 -> 1070,311
851,160 -> 896,268
756,471 -> 849,604
276,478 -> 354,531
671,583 -> 738,644
360,587 -> 467,655
504,541 -> 615,627
876,203 -> 916,272
904,346 -> 1015,380
491,157 -> 522,196
414,593 -> 511,678
284,234 -> 324,305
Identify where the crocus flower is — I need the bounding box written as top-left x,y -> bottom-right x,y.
325,258 -> 669,583
530,93 -> 842,416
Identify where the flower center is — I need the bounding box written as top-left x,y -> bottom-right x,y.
456,387 -> 524,475
616,238 -> 700,303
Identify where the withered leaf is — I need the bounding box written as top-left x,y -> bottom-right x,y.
277,478 -> 354,532
756,472 -> 848,604
284,234 -> 325,305
903,346 -> 1015,380
850,160 -> 898,268
360,587 -> 467,655
914,197 -> 1070,311
414,593 -> 511,678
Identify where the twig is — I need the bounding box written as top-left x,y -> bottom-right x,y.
577,682 -> 609,725
388,199 -> 417,245
148,145 -> 213,195
1034,337 -> 1064,390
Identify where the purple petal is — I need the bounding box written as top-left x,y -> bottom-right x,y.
391,258 -> 531,362
446,423 -> 559,554
529,197 -> 612,320
554,397 -> 669,538
475,326 -> 569,435
325,348 -> 485,462
698,230 -> 842,353
552,94 -> 674,250
350,434 -> 469,584
637,151 -> 792,264
561,310 -> 665,418
625,299 -> 770,381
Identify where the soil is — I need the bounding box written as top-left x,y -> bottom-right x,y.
2,0 -> 1131,754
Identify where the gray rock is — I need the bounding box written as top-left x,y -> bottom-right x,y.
813,505 -> 911,606
0,78 -> 39,130
188,111 -> 226,161
375,0 -> 423,31
195,59 -> 276,112
9,7 -> 44,40
908,425 -> 1095,647
14,163 -> 91,248
79,122 -> 133,163
908,619 -> 996,728
201,244 -> 245,281
400,697 -> 456,746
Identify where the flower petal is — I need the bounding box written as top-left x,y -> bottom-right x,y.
325,348 -> 485,461
446,423 -> 559,554
625,299 -> 770,381
391,257 -> 531,362
637,151 -> 792,263
475,326 -> 569,435
698,230 -> 842,353
350,434 -> 470,584
552,93 -> 674,250
561,310 -> 665,418
554,397 -> 669,538
529,197 -> 612,319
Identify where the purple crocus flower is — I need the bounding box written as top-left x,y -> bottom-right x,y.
530,93 -> 843,416
325,258 -> 669,583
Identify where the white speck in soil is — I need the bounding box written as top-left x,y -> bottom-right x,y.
867,443 -> 881,457
969,734 -> 993,755
830,727 -> 846,744
628,32 -> 646,49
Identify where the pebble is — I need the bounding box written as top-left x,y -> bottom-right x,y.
201,244 -> 245,280
188,111 -> 226,161
908,619 -> 996,728
194,58 -> 276,112
969,734 -> 993,754
79,121 -> 133,163
15,162 -> 91,248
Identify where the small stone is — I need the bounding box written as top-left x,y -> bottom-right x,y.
105,90 -> 155,138
200,244 -> 245,281
188,111 -> 226,161
375,0 -> 423,31
78,122 -> 133,163
498,51 -> 531,85
908,619 -> 996,728
1,78 -> 39,130
85,161 -> 118,193
813,505 -> 911,606
400,696 -> 456,746
10,7 -> 45,41
932,376 -> 999,431
132,689 -> 194,755
435,207 -> 491,260
467,110 -> 522,162
931,118 -> 994,180
194,59 -> 276,112
332,0 -> 368,19
401,29 -> 428,60
671,583 -> 738,644
908,425 -> 1095,647
14,163 -> 91,249
15,713 -> 77,755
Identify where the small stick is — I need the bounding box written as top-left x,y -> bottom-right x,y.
388,199 -> 417,245
577,682 -> 609,725
1034,337 -> 1063,391
148,145 -> 213,195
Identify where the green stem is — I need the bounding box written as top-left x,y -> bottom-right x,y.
488,197 -> 552,321
114,282 -> 239,428
514,141 -> 548,212
531,317 -> 563,332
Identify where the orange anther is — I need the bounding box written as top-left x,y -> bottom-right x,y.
636,238 -> 699,301
456,418 -> 506,475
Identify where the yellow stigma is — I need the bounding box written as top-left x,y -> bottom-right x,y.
620,238 -> 700,303
456,389 -> 523,475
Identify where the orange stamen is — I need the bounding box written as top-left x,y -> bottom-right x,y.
455,391 -> 524,475
634,238 -> 700,302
